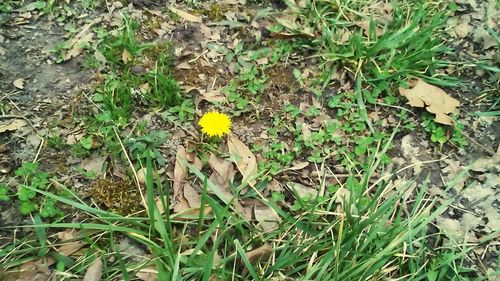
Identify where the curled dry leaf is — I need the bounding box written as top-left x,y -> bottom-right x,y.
168,6 -> 202,23
11,261 -> 54,281
80,156 -> 107,177
183,183 -> 201,208
0,119 -> 27,133
82,257 -> 103,281
122,49 -> 133,64
246,243 -> 272,264
57,240 -> 87,256
13,78 -> 25,89
63,21 -> 96,61
173,146 -> 188,197
399,79 -> 460,125
208,153 -> 235,200
228,136 -> 257,186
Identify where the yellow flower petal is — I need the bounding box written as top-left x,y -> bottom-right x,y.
198,111 -> 232,137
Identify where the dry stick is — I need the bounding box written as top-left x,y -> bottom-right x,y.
32,137 -> 44,163
458,131 -> 496,155
113,127 -> 147,209
363,156 -> 450,197
0,114 -> 27,119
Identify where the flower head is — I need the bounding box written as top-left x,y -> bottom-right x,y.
198,111 -> 232,137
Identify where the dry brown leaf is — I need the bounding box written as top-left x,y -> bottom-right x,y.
287,182 -> 318,200
176,61 -> 193,70
80,156 -> 107,177
0,119 -> 27,133
246,243 -> 272,264
285,162 -> 309,171
56,229 -> 79,241
472,28 -> 497,50
254,203 -> 280,232
399,79 -> 460,125
57,240 -> 86,256
470,145 -> 500,172
11,261 -> 54,281
137,266 -> 158,281
82,258 -> 103,281
137,167 -> 157,185
169,6 -> 202,23
63,20 -> 99,61
228,135 -> 257,186
64,31 -> 94,61
454,22 -> 470,38
183,183 -> 201,208
173,146 -> 188,197
208,153 -> 235,200
122,49 -> 133,64
13,78 -> 25,89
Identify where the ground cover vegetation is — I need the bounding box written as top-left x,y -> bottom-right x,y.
0,0 -> 498,280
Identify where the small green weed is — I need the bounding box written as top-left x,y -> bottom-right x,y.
422,114 -> 467,147
14,162 -> 63,218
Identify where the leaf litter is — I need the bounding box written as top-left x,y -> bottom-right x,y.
0,0 -> 499,278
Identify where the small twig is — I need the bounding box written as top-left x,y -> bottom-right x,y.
364,157 -> 450,196
376,102 -> 416,114
113,127 -> 147,209
459,131 -> 496,155
0,114 -> 27,119
189,49 -> 209,64
32,137 -> 44,163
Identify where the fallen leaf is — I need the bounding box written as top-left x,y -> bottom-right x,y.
246,243 -> 272,264
472,28 -> 497,50
173,146 -> 188,197
284,161 -> 309,171
0,119 -> 27,133
228,136 -> 257,186
208,153 -> 235,199
11,261 -> 53,281
176,61 -> 193,69
183,183 -> 201,208
470,145 -> 500,172
57,240 -> 87,256
63,20 -> 98,61
436,217 -> 477,243
136,266 -> 158,281
399,79 -> 460,125
67,132 -> 85,145
64,31 -> 94,60
400,134 -> 419,159
13,78 -> 25,89
80,156 -> 107,177
454,22 -> 470,38
122,49 -> 133,64
301,122 -> 311,142
169,6 -> 202,23
82,258 -> 102,281
254,203 -> 280,232
56,229 -> 79,241
287,182 -> 318,200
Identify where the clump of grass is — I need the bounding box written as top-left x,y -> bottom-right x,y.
0,145 -> 488,280
92,15 -> 181,124
276,0 -> 457,87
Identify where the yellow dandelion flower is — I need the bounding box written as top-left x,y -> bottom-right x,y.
198,111 -> 232,137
